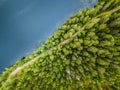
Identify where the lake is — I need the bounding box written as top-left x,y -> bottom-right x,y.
0,0 -> 97,74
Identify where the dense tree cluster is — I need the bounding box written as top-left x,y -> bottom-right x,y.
0,0 -> 120,90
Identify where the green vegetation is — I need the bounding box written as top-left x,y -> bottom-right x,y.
0,0 -> 120,89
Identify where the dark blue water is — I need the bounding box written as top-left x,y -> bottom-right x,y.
0,0 -> 97,74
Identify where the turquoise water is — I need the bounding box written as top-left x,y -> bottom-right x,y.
0,0 -> 97,74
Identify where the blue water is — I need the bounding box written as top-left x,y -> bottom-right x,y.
0,0 -> 97,74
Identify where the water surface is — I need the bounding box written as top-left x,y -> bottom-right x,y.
0,0 -> 98,74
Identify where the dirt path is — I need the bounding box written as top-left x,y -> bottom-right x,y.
4,6 -> 120,85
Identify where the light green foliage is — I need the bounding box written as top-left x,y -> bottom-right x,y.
0,0 -> 120,90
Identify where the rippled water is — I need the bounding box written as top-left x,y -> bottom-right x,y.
0,0 -> 98,74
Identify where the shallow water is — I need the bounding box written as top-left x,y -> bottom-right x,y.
0,0 -> 97,74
